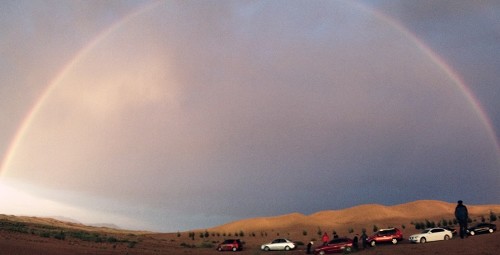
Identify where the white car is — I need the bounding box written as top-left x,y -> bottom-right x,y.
409,227 -> 453,243
261,238 -> 296,251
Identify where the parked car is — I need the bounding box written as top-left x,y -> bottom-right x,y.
409,227 -> 453,243
467,223 -> 496,236
313,238 -> 353,254
261,238 -> 296,251
217,239 -> 243,252
441,226 -> 457,236
367,228 -> 403,247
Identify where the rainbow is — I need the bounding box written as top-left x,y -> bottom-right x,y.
0,1 -> 163,177
1,1 -> 499,177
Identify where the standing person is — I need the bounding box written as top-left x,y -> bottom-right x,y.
455,200 -> 469,239
360,230 -> 368,249
352,234 -> 359,251
322,232 -> 329,246
306,241 -> 313,254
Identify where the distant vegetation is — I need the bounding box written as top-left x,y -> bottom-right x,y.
0,218 -> 139,248
411,211 -> 498,230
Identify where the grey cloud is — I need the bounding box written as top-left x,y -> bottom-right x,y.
1,1 -> 499,231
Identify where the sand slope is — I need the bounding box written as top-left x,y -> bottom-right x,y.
209,200 -> 500,234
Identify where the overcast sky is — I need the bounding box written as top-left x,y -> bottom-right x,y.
1,0 -> 499,232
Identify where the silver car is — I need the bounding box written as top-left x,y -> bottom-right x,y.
409,228 -> 453,243
261,238 -> 296,251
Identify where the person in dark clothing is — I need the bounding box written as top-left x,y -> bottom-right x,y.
352,234 -> 359,250
455,200 -> 469,239
360,231 -> 368,249
306,241 -> 313,254
333,231 -> 338,239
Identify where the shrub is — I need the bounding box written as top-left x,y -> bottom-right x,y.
425,219 -> 435,228
303,230 -> 308,236
200,242 -> 214,248
40,232 -> 50,238
372,225 -> 378,233
415,222 -> 424,230
490,211 -> 497,222
54,231 -> 66,240
180,242 -> 196,248
441,219 -> 448,227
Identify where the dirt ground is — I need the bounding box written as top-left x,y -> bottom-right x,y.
1,229 -> 498,255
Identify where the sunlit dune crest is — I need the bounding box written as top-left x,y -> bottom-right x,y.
208,200 -> 500,233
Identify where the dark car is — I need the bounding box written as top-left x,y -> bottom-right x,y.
367,228 -> 403,247
441,226 -> 457,236
217,239 -> 243,252
467,223 -> 496,236
313,238 -> 353,255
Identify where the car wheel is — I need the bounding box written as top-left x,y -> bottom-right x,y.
319,251 -> 325,255
285,246 -> 290,251
489,229 -> 494,233
345,246 -> 352,253
469,231 -> 475,236
391,238 -> 398,245
420,237 -> 426,244
232,247 -> 237,252
218,247 -> 223,252
444,235 -> 450,240
370,240 -> 376,247
263,246 -> 270,251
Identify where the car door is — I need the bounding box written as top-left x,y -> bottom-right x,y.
429,229 -> 443,241
379,230 -> 392,242
327,239 -> 342,253
272,239 -> 284,250
477,224 -> 488,233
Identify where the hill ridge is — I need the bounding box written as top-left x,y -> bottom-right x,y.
207,200 -> 500,234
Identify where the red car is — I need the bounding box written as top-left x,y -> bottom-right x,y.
314,238 -> 353,254
217,239 -> 243,252
367,228 -> 403,247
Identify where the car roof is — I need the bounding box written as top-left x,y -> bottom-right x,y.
379,228 -> 397,231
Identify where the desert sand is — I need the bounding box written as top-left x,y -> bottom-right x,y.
1,200 -> 499,255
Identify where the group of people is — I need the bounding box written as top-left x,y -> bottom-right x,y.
305,200 -> 470,254
306,230 -> 369,254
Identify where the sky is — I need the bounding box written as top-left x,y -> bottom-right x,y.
0,0 -> 499,232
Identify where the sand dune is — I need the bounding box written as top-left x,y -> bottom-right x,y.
209,200 -> 500,234
1,200 -> 499,255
